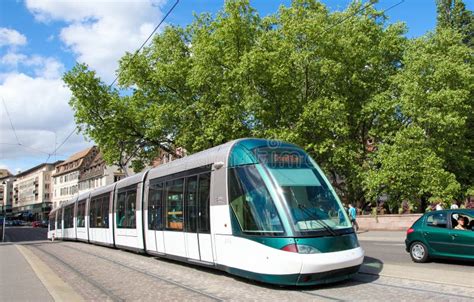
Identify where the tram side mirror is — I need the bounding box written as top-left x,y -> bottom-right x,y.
213,162 -> 224,170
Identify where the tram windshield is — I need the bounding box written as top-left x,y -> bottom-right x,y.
257,147 -> 352,235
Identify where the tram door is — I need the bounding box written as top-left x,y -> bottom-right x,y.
184,173 -> 213,262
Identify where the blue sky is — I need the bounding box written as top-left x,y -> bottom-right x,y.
0,0 -> 471,174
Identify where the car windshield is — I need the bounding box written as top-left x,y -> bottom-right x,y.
257,147 -> 352,234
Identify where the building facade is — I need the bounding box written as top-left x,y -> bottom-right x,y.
78,151 -> 128,194
12,163 -> 59,220
52,146 -> 97,209
0,174 -> 14,214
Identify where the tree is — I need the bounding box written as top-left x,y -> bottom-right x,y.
363,28 -> 472,208
64,0 -> 471,212
436,0 -> 473,47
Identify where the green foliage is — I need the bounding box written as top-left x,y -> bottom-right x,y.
64,0 -> 473,211
436,0 -> 473,47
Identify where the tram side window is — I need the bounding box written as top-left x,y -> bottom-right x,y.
77,200 -> 86,227
117,186 -> 137,229
198,173 -> 211,233
59,212 -> 63,229
228,166 -> 284,235
90,194 -> 109,228
49,215 -> 55,230
166,179 -> 184,230
64,205 -> 74,228
148,182 -> 164,230
90,197 -> 97,228
185,176 -> 198,232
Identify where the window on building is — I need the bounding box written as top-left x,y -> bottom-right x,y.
116,186 -> 137,229
148,182 -> 163,230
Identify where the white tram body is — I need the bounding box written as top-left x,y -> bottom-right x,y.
48,139 -> 364,286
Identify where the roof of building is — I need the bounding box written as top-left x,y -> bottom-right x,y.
58,146 -> 95,167
15,160 -> 63,178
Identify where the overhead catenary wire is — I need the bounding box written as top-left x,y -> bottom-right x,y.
320,0 -> 405,36
109,0 -> 180,88
2,98 -> 21,145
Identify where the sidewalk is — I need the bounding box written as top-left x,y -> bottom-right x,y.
0,243 -> 83,302
357,230 -> 405,242
0,244 -> 53,301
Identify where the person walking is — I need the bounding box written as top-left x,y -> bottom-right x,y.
348,204 -> 359,231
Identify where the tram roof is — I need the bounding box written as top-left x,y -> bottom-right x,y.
146,139 -> 236,180
62,196 -> 77,207
146,138 -> 300,180
77,191 -> 90,201
90,182 -> 116,197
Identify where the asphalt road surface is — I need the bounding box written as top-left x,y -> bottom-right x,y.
3,226 -> 48,242
360,238 -> 473,274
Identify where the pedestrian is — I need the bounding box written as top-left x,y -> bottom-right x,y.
450,203 -> 459,209
435,203 -> 443,211
348,204 -> 359,231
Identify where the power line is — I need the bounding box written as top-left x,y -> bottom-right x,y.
50,127 -> 76,158
109,0 -> 180,88
320,0 -> 404,36
2,98 -> 21,145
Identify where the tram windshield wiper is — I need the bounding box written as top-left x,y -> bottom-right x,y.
297,204 -> 337,237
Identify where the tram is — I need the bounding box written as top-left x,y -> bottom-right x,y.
48,138 -> 364,286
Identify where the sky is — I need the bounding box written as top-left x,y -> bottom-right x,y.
0,0 -> 472,174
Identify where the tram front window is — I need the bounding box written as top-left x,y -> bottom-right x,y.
270,167 -> 351,233
229,165 -> 284,235
255,147 -> 351,234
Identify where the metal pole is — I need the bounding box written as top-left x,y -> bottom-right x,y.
2,209 -> 5,242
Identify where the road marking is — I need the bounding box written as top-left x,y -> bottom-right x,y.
16,244 -> 84,302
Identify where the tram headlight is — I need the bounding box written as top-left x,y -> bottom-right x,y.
296,245 -> 320,254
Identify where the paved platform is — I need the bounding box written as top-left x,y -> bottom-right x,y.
0,244 -> 54,302
0,243 -> 83,302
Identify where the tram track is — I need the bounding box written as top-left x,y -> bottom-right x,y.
30,244 -> 125,302
352,274 -> 474,299
29,242 -> 473,301
57,242 -> 224,302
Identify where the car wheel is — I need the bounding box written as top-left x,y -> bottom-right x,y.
410,242 -> 429,263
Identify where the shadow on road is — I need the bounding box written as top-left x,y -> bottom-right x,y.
152,252 -> 385,290
3,227 -> 48,243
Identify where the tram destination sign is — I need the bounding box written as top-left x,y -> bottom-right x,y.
255,148 -> 309,168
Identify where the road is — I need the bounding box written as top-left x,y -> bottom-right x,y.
3,226 -> 48,242
1,227 -> 473,301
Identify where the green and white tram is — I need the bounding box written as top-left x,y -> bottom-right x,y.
49,138 -> 363,286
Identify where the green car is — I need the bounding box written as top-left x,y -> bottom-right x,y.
405,209 -> 474,263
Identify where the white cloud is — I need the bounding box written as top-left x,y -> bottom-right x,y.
0,52 -> 65,79
0,28 -> 27,47
0,72 -> 90,167
26,0 -> 166,82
